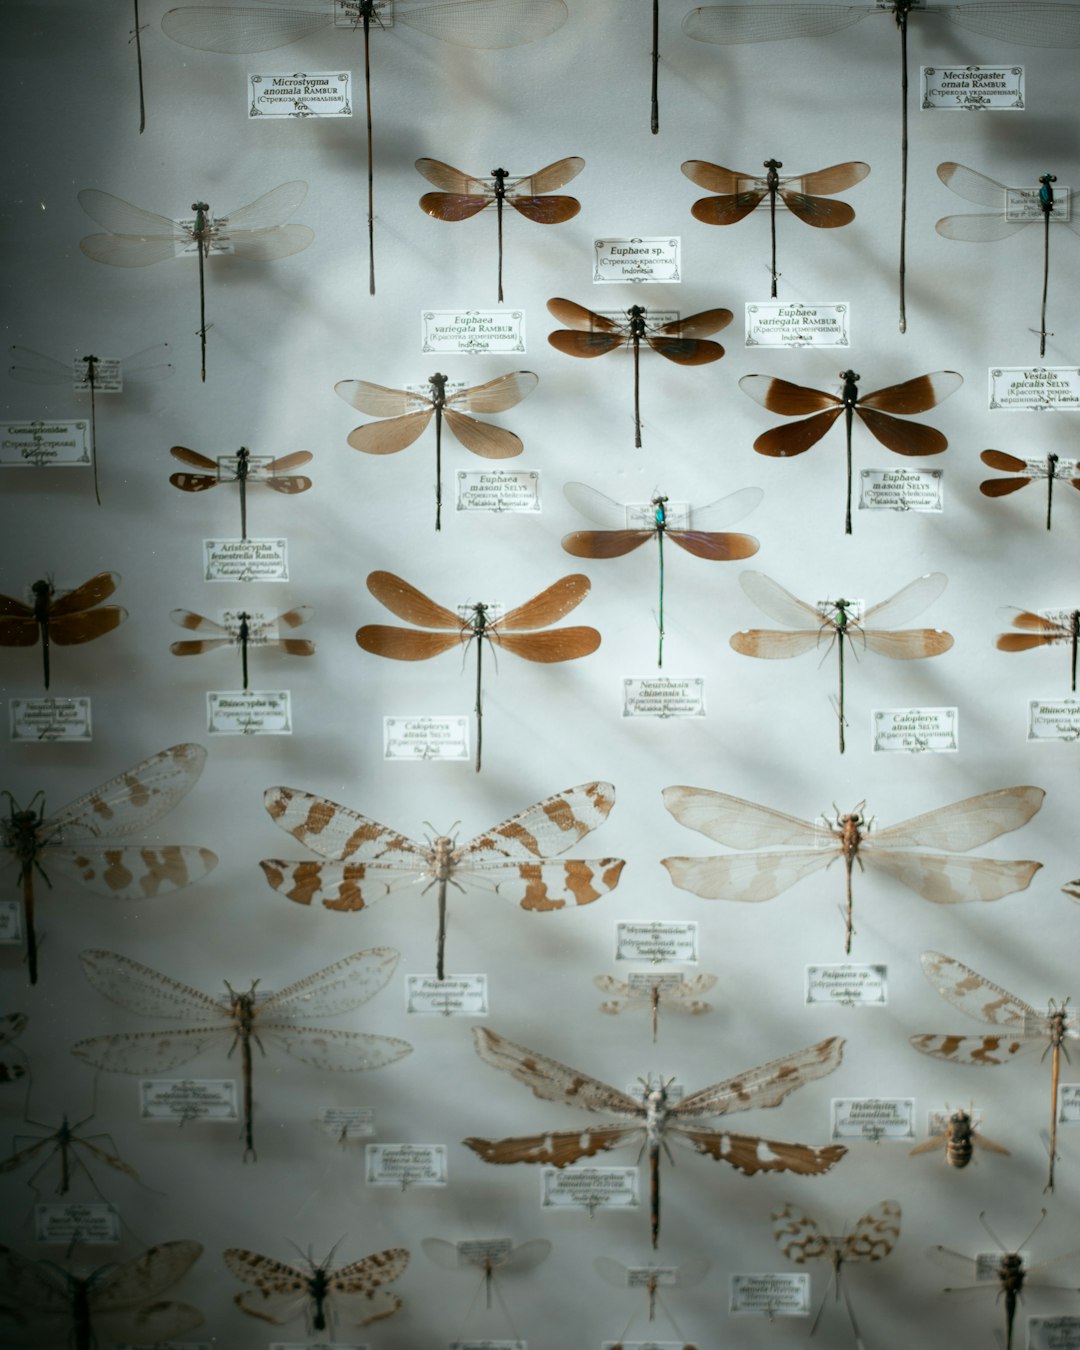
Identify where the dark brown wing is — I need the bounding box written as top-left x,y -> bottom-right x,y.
669,530 -> 759,561
414,159 -> 491,195
0,618 -> 39,645
447,372 -> 539,414
356,627 -> 465,660
0,592 -> 34,619
546,298 -> 623,333
263,474 -> 312,494
753,406 -> 845,457
740,375 -> 842,415
654,308 -> 733,340
780,192 -> 855,227
264,451 -> 313,474
364,571 -> 462,629
48,572 -> 119,616
787,161 -> 871,195
855,407 -> 948,457
680,162 -> 752,194
420,191 -> 492,221
169,472 -> 219,492
442,410 -> 523,459
980,476 -> 1032,497
676,1127 -> 847,1177
858,372 -> 963,414
981,450 -> 1029,474
491,627 -> 601,662
497,575 -> 592,629
508,194 -> 580,224
690,190 -> 766,225
48,608 -> 127,645
510,157 -> 586,194
646,334 -> 726,364
561,530 -> 653,558
170,445 -> 218,471
463,1126 -> 637,1166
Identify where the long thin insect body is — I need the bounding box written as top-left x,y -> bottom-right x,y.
1048,452 -> 1057,529
494,168 -> 507,302
766,159 -> 780,295
32,581 -> 52,689
191,201 -> 210,382
236,446 -> 250,539
81,356 -> 102,505
650,0 -> 660,132
832,597 -> 858,755
897,2 -> 909,333
1040,172 -> 1056,355
631,307 -> 644,447
432,375 -> 447,531
363,6 -> 375,294
133,0 -> 146,133
655,497 -> 667,666
842,373 -> 857,534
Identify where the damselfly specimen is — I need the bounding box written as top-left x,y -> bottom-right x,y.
661,786 -> 1043,954
225,1244 -> 409,1333
1,743 -> 216,985
773,1200 -> 900,1346
547,299 -> 731,448
729,570 -> 954,751
356,570 -> 600,770
160,0 -> 568,293
681,158 -> 869,296
933,1210 -> 1080,1350
169,444 -> 312,541
979,449 -> 1080,529
417,157 -> 582,301
562,484 -> 761,666
996,607 -> 1079,691
421,1237 -> 550,1323
0,1240 -> 203,1347
681,2 -> 1080,332
0,573 -> 126,690
78,182 -> 312,380
9,344 -> 172,504
739,369 -> 962,534
170,607 -> 315,689
937,164 -> 1080,355
72,947 -> 411,1161
594,971 -> 717,1042
334,371 -> 537,530
464,1026 -> 846,1247
909,1107 -> 1009,1169
912,951 -> 1080,1191
261,782 -> 624,980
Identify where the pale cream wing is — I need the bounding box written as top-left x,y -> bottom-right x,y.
472,1027 -> 641,1114
662,850 -> 832,900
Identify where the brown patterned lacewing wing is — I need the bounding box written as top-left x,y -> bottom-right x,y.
464,1026 -> 846,1247
261,781 -> 624,981
225,1244 -> 409,1334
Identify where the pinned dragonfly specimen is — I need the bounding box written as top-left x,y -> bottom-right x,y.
909,1107 -> 1009,1169
170,607 -> 315,690
681,3 -> 1080,333
547,299 -> 732,448
225,1243 -> 409,1333
421,1237 -> 550,1326
72,947 -> 411,1161
773,1199 -> 900,1346
160,0 -> 568,295
979,449 -> 1080,529
417,157 -> 583,302
681,158 -> 869,296
562,484 -> 762,667
996,607 -> 1079,692
169,444 -> 313,541
0,573 -> 126,690
0,1240 -> 203,1347
356,570 -> 600,771
464,1026 -> 847,1247
1,742 -> 216,986
913,951 -> 1080,1191
334,371 -> 537,531
261,782 -> 624,981
661,785 -> 1043,954
729,570 -> 954,752
594,971 -> 717,1042
0,1015 -> 27,1085
933,1210 -> 1080,1350
594,1254 -> 708,1346
937,164 -> 1080,355
739,369 -> 962,534
78,182 -> 312,380
9,344 -> 172,504
0,1099 -> 142,1201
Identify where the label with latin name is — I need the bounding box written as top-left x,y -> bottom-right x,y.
453,1343 -> 525,1350
203,538 -> 289,582
270,1344 -> 367,1350
626,500 -> 689,529
72,356 -> 122,390
872,707 -> 958,753
319,1107 -> 375,1139
1028,1316 -> 1080,1350
249,71 -> 352,117
831,1097 -> 915,1141
365,1143 -> 447,1187
406,975 -> 488,1016
601,1344 -> 681,1350
1059,1085 -> 1080,1124
35,1203 -> 119,1244
10,697 -> 92,742
921,65 -> 1024,110
859,467 -> 943,512
115,1343 -> 213,1350
593,237 -> 681,283
1028,699 -> 1080,741
383,715 -> 470,761
976,1251 -> 1031,1280
422,310 -> 525,355
622,678 -> 705,718
456,470 -> 540,513
616,922 -> 698,964
730,1272 -> 810,1315
456,1238 -> 514,1266
806,965 -> 887,1007
1006,185 -> 1071,222
207,690 -> 292,735
989,368 -> 1080,412
745,302 -> 850,348
1026,456 -> 1078,479
0,903 -> 23,943
540,1166 -> 637,1211
0,419 -> 90,466
140,1078 -> 239,1121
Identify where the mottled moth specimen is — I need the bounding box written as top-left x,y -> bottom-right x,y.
594,972 -> 717,1042
909,1107 -> 1009,1169
0,1239 -> 203,1347
225,1244 -> 409,1334
464,1026 -> 846,1247
0,572 -> 126,690
773,1200 -> 900,1345
261,782 -> 624,981
912,951 -> 1079,1191
1,742 -> 217,985
661,785 -> 1044,954
71,947 -> 411,1161
169,444 -> 313,541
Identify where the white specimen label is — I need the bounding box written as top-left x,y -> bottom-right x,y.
365,1143 -> 447,1186
730,1272 -> 810,1314
72,356 -> 122,390
406,975 -> 488,1016
805,965 -> 887,1006
10,697 -> 92,742
207,690 -> 292,735
422,310 -> 526,355
616,922 -> 698,964
540,1166 -> 638,1210
1028,1317 -> 1080,1350
35,1202 -> 119,1244
622,678 -> 705,718
1059,1084 -> 1080,1124
1028,699 -> 1080,741
989,368 -> 1080,411
0,903 -> 22,943
593,237 -> 681,283
203,538 -> 289,582
249,71 -> 352,117
140,1079 -> 239,1121
0,419 -> 89,466
859,467 -> 943,511
872,707 -> 958,753
745,302 -> 850,348
319,1107 -> 375,1139
1005,185 -> 1070,222
831,1098 -> 915,1141
457,471 -> 540,513
383,716 -> 470,761
921,65 -> 1024,110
